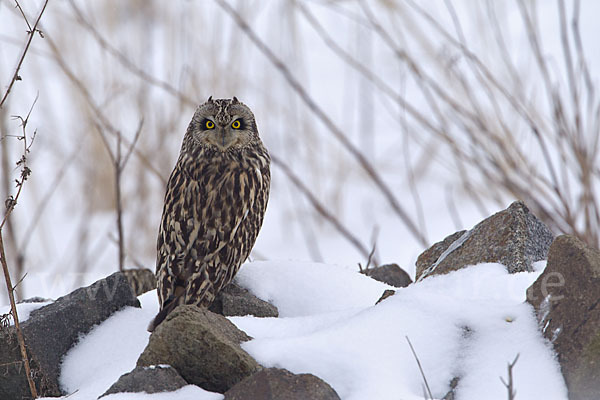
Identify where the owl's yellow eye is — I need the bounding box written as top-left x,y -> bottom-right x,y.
205,120 -> 215,129
231,119 -> 241,129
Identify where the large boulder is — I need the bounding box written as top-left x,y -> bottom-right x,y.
361,263 -> 412,288
0,272 -> 140,398
527,235 -> 600,400
137,305 -> 260,393
224,368 -> 340,400
100,365 -> 188,397
209,282 -> 279,318
416,201 -> 553,280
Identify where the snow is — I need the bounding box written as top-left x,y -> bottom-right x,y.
233,261 -> 567,400
234,260 -> 394,317
59,305 -> 152,397
0,301 -> 52,324
40,260 -> 566,400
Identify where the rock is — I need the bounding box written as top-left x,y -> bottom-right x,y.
375,289 -> 396,305
224,368 -> 340,400
362,264 -> 412,288
209,282 -> 278,318
527,235 -> 600,400
0,272 -> 140,398
416,201 -> 553,280
415,230 -> 466,280
137,305 -> 260,393
122,268 -> 156,296
100,365 -> 188,397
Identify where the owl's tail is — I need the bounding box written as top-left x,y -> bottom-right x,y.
147,294 -> 181,332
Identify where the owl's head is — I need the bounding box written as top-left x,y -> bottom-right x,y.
184,97 -> 260,153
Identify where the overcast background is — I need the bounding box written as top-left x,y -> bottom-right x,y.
1,0 -> 598,303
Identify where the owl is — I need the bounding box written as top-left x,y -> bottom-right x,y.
148,97 -> 270,331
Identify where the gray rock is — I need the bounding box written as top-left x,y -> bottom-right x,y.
224,368 -> 340,400
100,365 -> 188,397
527,235 -> 600,400
362,264 -> 412,288
137,305 -> 260,393
0,272 -> 140,398
122,268 -> 156,296
209,282 -> 278,318
416,201 -> 553,280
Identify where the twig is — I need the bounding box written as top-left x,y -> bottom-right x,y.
500,354 -> 520,400
11,271 -> 28,291
358,242 -> 376,273
0,236 -> 38,397
406,336 -> 433,400
0,91 -> 41,400
0,0 -> 48,110
44,34 -> 166,185
0,121 -> 38,399
96,119 -> 144,271
0,5 -> 47,395
1,95 -> 37,230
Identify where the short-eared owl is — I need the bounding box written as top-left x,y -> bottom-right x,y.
149,97 -> 270,331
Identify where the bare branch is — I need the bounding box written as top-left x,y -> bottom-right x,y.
44,34 -> 166,185
500,354 -> 520,400
0,0 -> 48,110
0,97 -> 41,400
121,119 -> 144,170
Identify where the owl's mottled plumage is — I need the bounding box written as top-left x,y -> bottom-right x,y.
148,97 -> 270,331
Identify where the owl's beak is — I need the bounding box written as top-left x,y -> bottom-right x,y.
209,127 -> 235,151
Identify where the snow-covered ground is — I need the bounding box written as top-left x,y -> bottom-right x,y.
4,259 -> 566,400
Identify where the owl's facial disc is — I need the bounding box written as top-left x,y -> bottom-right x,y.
199,116 -> 251,151
189,98 -> 257,152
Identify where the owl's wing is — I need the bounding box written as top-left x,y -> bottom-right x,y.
151,151 -> 270,332
156,158 -> 267,301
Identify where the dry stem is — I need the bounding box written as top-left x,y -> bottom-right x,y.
1,107 -> 38,398
500,354 -> 520,400
0,0 -> 48,110
0,2 -> 49,396
406,336 -> 434,400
